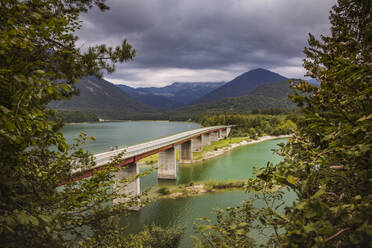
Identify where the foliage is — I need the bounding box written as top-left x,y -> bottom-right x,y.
157,187 -> 171,195
80,224 -> 184,248
195,0 -> 372,247
124,225 -> 184,248
203,180 -> 246,190
52,110 -> 99,123
0,0 -> 182,247
192,201 -> 256,248
201,114 -> 297,138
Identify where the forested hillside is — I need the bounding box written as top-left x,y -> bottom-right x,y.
48,76 -> 155,119
201,114 -> 297,137
193,68 -> 287,104
171,80 -> 295,117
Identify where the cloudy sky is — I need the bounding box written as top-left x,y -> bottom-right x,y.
77,0 -> 336,87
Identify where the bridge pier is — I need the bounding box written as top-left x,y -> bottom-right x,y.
201,133 -> 210,147
113,162 -> 140,209
226,127 -> 231,137
192,136 -> 202,152
219,129 -> 227,139
180,140 -> 193,163
158,147 -> 177,179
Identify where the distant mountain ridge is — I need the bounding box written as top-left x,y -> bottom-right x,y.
117,81 -> 226,110
193,68 -> 287,104
170,79 -> 295,117
48,68 -> 296,121
48,76 -> 154,118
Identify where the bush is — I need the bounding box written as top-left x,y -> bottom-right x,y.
203,184 -> 213,192
204,180 -> 246,190
126,224 -> 184,248
157,187 -> 171,195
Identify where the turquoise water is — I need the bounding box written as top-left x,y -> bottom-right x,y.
140,138 -> 287,190
127,138 -> 290,247
61,122 -> 291,247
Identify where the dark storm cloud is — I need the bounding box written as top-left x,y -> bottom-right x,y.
76,0 -> 336,86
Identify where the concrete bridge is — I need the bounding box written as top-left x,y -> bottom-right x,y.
69,125 -> 231,204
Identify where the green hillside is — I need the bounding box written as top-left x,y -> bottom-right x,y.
48,76 -> 154,119
171,80 -> 295,117
193,68 -> 287,104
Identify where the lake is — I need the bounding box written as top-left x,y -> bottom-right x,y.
62,121 -> 291,247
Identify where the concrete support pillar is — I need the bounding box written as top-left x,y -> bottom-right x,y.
113,162 -> 140,208
226,127 -> 231,137
201,133 -> 210,147
180,140 -> 193,163
219,129 -> 227,139
158,147 -> 177,179
210,131 -> 219,141
192,136 -> 202,152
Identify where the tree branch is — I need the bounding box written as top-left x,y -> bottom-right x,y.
323,227 -> 350,243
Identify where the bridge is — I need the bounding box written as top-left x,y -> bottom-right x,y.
69,125 -> 232,204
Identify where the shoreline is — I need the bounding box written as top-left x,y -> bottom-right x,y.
158,184 -> 242,199
143,134 -> 291,199
138,134 -> 292,167
65,119 -> 197,125
185,134 -> 291,164
155,181 -> 282,199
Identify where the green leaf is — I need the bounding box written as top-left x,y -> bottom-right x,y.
16,212 -> 30,225
303,223 -> 317,233
287,175 -> 298,185
313,187 -> 326,199
34,70 -> 45,75
39,215 -> 52,223
29,216 -> 39,226
357,114 -> 372,122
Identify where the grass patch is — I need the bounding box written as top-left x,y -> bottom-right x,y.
204,179 -> 246,190
155,179 -> 247,198
202,137 -> 250,153
191,137 -> 250,161
193,151 -> 203,161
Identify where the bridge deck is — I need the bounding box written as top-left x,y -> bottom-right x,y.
71,125 -> 230,177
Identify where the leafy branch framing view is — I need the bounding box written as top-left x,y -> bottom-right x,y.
0,0 -> 371,247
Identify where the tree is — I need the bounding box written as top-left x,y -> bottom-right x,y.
0,0 -> 182,247
196,0 -> 372,247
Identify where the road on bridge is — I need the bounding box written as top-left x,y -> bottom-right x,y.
69,125 -> 231,180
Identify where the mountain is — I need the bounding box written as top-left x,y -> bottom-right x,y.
117,81 -> 226,109
117,84 -> 176,110
48,76 -> 154,119
170,80 -> 295,117
193,68 -> 287,104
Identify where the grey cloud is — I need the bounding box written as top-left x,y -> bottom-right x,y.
77,0 -> 336,84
